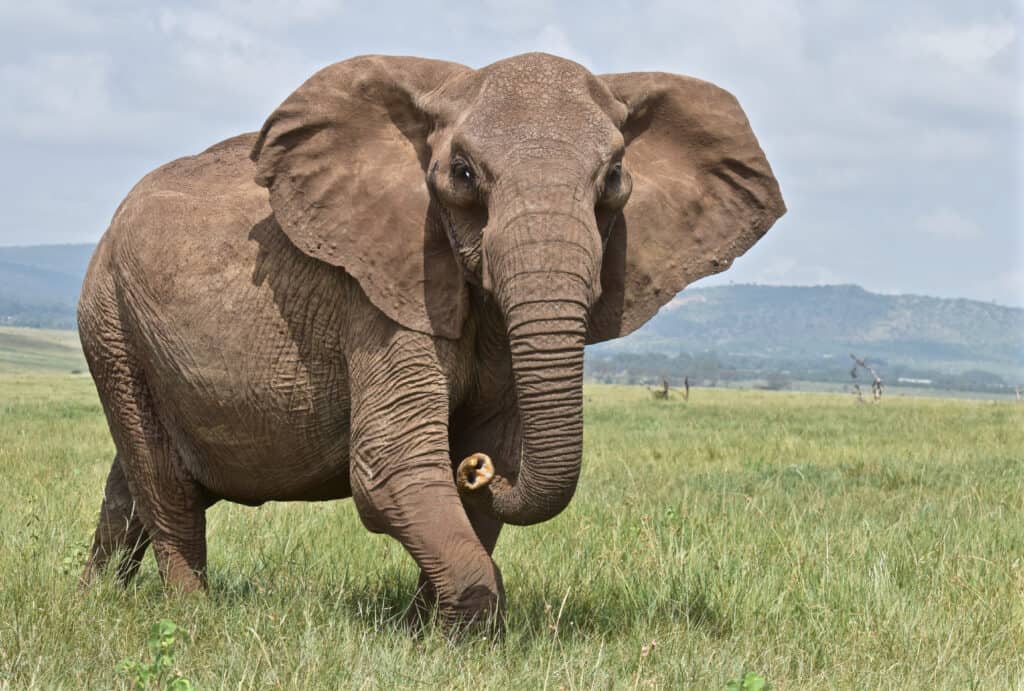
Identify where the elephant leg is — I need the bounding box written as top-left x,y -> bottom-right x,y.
131,438 -> 207,593
407,503 -> 504,629
348,341 -> 503,632
82,454 -> 151,586
406,402 -> 517,626
91,356 -> 208,593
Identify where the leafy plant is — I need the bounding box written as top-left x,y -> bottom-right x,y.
725,671 -> 769,691
60,543 -> 87,576
117,619 -> 194,690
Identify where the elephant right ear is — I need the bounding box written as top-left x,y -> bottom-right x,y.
251,55 -> 471,339
587,72 -> 786,343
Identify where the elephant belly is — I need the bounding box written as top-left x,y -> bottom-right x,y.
152,344 -> 354,505
115,184 -> 360,505
124,253 -> 356,504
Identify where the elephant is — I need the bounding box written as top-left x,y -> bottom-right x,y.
77,52 -> 784,629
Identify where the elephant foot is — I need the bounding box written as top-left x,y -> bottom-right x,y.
152,540 -> 208,594
443,584 -> 505,639
456,453 -> 495,493
404,569 -> 505,640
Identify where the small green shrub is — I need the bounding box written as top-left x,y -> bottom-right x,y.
725,671 -> 769,690
117,619 -> 194,690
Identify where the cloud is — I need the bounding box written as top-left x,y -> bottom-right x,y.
0,0 -> 1019,306
159,7 -> 257,47
0,1 -> 102,35
156,6 -> 319,120
916,208 -> 983,240
0,52 -> 115,139
901,21 -> 1017,69
525,24 -> 591,66
211,0 -> 344,26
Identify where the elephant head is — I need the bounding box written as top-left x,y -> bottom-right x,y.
250,53 -> 785,526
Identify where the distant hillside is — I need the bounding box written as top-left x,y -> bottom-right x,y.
1,244 -> 1021,388
588,284 -> 1024,389
0,244 -> 95,328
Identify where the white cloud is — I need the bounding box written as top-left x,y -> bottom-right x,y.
527,24 -> 591,66
159,7 -> 257,47
475,0 -> 558,33
0,52 -> 115,139
0,1 -> 102,35
916,208 -> 983,240
212,0 -> 343,26
902,21 -> 1017,69
156,6 -> 317,117
0,0 -> 1019,306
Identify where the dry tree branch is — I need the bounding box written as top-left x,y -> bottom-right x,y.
850,353 -> 883,403
650,377 -> 670,400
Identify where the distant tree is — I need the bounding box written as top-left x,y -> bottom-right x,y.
759,371 -> 791,391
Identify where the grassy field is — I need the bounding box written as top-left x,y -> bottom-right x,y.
0,374 -> 1021,688
0,327 -> 87,373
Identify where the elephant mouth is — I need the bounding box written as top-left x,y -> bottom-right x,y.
431,195 -> 485,286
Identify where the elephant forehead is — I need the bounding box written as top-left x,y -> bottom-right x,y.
454,59 -> 623,169
478,52 -> 595,98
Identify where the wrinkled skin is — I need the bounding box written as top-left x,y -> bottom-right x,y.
78,53 -> 784,629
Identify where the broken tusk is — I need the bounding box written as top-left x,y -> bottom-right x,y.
456,452 -> 495,493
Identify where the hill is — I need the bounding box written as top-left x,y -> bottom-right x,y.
588,284 -> 1024,391
0,244 -> 95,328
1,244 -> 1021,389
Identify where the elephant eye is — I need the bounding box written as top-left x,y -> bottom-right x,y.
605,162 -> 622,189
451,159 -> 476,187
598,161 -> 630,211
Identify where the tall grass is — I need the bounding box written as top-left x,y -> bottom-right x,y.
0,375 -> 1021,688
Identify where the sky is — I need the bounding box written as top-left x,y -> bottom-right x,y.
1,1 -> 1021,306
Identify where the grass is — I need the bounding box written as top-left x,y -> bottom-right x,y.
0,374 -> 1021,688
0,327 -> 87,373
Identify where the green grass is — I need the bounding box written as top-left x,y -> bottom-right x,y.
0,327 -> 87,373
0,375 -> 1021,688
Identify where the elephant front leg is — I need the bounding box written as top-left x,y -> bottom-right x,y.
407,504 -> 504,630
347,344 -> 504,633
406,406 -> 519,626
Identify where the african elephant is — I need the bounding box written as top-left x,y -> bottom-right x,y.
78,52 -> 784,628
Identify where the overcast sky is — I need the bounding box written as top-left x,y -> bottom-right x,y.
1,1 -> 1020,305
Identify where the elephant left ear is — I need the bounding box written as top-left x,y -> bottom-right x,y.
251,56 -> 471,339
586,71 -> 786,343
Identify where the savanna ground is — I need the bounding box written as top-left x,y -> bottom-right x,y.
0,372 -> 1021,689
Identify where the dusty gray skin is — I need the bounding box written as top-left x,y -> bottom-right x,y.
78,52 -> 785,628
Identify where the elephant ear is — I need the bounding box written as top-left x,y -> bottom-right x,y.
251,55 -> 471,338
586,72 -> 786,343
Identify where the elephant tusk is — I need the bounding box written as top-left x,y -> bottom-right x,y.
456,452 -> 495,493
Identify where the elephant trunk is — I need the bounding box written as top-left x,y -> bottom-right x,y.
495,295 -> 586,525
469,200 -> 601,525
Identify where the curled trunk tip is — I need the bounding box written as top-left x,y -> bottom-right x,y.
456,453 -> 495,493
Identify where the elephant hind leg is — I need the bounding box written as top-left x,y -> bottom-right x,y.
86,343 -> 208,593
82,454 -> 151,586
107,386 -> 208,593
80,248 -> 207,592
